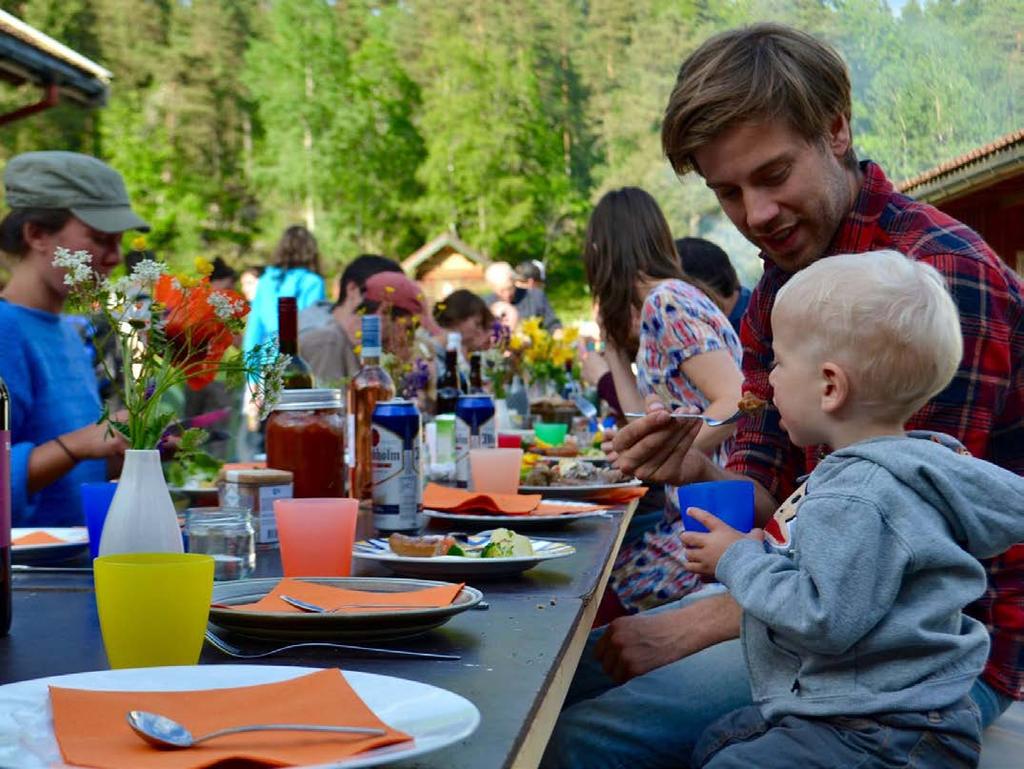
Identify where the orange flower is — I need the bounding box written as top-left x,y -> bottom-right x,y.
154,275 -> 249,390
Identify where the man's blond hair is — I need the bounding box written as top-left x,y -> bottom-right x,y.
662,23 -> 854,174
774,250 -> 963,423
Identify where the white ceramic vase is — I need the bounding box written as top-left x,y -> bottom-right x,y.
98,449 -> 183,555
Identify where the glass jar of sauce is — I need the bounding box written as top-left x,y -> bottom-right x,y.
266,388 -> 346,498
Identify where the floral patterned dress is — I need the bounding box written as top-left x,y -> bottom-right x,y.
609,279 -> 743,611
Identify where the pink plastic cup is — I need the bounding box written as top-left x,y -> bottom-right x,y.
469,448 -> 524,494
273,498 -> 359,577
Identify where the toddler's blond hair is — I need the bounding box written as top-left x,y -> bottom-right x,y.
773,250 -> 962,422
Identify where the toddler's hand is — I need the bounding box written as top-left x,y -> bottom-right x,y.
680,508 -> 760,577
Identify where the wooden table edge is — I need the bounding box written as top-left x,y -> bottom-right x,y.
508,499 -> 638,769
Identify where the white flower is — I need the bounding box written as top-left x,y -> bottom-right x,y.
207,291 -> 245,321
257,353 -> 290,420
130,258 -> 167,283
104,276 -> 135,297
52,246 -> 94,286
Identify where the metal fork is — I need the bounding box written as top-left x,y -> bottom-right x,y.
203,629 -> 461,661
623,410 -> 744,427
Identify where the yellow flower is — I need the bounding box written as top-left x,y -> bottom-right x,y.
521,317 -> 543,339
561,326 -> 579,345
353,344 -> 362,356
130,235 -> 148,252
384,286 -> 395,294
194,256 -> 213,277
508,334 -> 524,351
176,274 -> 198,289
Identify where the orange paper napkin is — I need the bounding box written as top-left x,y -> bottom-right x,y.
50,668 -> 410,769
582,486 -> 648,505
223,577 -> 465,613
423,483 -> 542,515
12,530 -> 67,545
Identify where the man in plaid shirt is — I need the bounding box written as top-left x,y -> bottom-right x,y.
542,23 -> 1022,769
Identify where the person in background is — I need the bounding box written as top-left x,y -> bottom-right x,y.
242,224 -> 325,361
298,253 -> 403,333
484,260 -> 561,331
208,257 -> 237,292
300,270 -> 438,386
675,237 -> 751,333
0,151 -> 138,526
239,265 -> 261,303
583,186 -> 743,617
433,289 -> 495,356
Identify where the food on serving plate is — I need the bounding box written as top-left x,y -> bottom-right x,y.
480,528 -> 533,558
387,529 -> 532,558
388,533 -> 458,557
522,458 -> 628,487
738,391 -> 768,415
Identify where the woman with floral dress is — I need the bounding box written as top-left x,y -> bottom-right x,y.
583,187 -> 743,614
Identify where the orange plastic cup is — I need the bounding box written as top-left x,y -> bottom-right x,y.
470,448 -> 524,494
273,498 -> 359,577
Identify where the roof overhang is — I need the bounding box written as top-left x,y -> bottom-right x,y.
0,10 -> 111,108
899,129 -> 1024,206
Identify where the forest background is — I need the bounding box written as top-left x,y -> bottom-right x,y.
1,0 -> 1021,319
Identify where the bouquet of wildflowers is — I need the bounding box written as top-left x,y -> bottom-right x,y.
517,317 -> 580,392
483,319 -> 522,398
356,294 -> 433,402
54,247 -> 288,450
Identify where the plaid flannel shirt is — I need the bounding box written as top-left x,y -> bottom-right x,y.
727,161 -> 1024,699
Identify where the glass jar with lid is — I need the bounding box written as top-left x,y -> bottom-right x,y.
266,388 -> 346,498
184,506 -> 256,580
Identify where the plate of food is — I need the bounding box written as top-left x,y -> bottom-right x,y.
208,576 -> 482,642
11,527 -> 90,564
0,665 -> 479,769
422,502 -> 609,529
354,529 -> 576,578
519,458 -> 640,499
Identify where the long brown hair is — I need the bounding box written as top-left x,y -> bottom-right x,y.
272,224 -> 321,275
583,187 -> 717,350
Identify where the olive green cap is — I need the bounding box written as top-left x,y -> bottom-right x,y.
3,151 -> 149,233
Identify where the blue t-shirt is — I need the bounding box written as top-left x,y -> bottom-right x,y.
242,266 -> 325,359
727,285 -> 751,333
0,301 -> 106,526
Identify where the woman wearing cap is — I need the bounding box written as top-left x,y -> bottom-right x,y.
242,224 -> 326,362
0,151 -> 137,526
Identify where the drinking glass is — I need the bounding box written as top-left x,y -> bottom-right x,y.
470,448 -> 524,494
80,481 -> 117,560
677,480 -> 755,533
184,507 -> 256,580
274,498 -> 359,577
94,553 -> 214,669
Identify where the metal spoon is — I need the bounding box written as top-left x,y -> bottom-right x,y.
622,410 -> 744,427
126,710 -> 384,750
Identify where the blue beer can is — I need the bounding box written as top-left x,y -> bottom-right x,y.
454,394 -> 496,488
371,399 -> 423,533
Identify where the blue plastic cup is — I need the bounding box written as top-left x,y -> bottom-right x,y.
678,480 -> 755,533
81,481 -> 118,559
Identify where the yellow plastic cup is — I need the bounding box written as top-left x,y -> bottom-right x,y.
94,553 -> 215,669
274,498 -> 359,577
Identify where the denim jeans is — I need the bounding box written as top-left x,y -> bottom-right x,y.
541,587 -> 753,769
540,586 -> 1012,769
693,697 -> 982,769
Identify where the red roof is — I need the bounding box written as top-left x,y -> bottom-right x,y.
899,128 -> 1024,194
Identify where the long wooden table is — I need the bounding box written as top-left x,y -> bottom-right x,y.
0,502 -> 635,768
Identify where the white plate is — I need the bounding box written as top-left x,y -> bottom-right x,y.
518,479 -> 642,500
353,533 -> 575,578
11,527 -> 89,564
0,664 -> 480,769
422,503 -> 608,529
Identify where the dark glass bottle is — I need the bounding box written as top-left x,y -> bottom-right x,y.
277,297 -> 314,389
469,352 -> 484,393
435,332 -> 463,415
0,377 -> 11,636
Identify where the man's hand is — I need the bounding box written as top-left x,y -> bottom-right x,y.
610,395 -> 708,486
680,508 -> 764,577
594,593 -> 745,683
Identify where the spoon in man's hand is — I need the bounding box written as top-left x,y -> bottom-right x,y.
127,710 -> 385,750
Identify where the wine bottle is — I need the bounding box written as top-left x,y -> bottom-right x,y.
0,376 -> 11,636
347,314 -> 394,499
435,332 -> 463,415
277,297 -> 314,389
469,352 -> 484,394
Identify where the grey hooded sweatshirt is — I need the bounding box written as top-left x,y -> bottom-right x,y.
716,431 -> 1024,720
